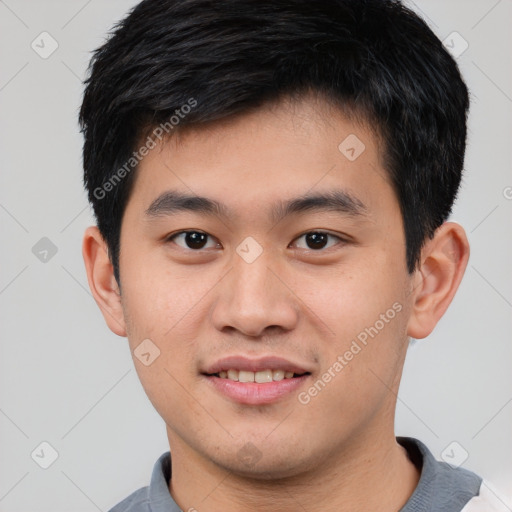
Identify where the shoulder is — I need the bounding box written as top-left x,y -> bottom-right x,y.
398,437 -> 510,512
460,480 -> 512,512
107,451 -> 173,512
108,486 -> 150,512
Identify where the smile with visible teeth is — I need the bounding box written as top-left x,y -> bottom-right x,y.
212,369 -> 308,383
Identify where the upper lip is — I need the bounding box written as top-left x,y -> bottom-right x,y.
202,355 -> 312,375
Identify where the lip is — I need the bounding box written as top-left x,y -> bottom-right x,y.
201,355 -> 313,405
201,355 -> 312,375
203,373 -> 311,405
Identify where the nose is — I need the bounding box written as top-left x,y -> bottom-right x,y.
210,248 -> 299,338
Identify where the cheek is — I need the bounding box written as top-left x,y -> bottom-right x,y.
120,249 -> 211,339
305,258 -> 406,338
300,255 -> 409,393
120,253 -> 211,363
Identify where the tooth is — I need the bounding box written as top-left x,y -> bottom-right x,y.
272,370 -> 285,381
238,370 -> 255,383
227,369 -> 239,381
255,369 -> 273,383
222,369 -> 297,382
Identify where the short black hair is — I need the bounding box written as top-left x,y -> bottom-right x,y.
79,0 -> 470,285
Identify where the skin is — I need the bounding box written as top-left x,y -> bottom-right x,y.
83,93 -> 470,512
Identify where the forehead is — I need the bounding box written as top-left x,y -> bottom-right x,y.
125,94 -> 393,224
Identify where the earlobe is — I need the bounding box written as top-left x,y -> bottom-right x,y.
407,222 -> 470,340
82,226 -> 127,337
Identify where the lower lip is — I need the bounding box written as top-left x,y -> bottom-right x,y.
203,374 -> 310,405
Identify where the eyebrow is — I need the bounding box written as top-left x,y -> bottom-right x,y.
144,188 -> 368,224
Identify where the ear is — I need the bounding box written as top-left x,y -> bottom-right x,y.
82,226 -> 127,337
407,221 -> 470,339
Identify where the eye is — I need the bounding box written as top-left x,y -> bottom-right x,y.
165,229 -> 346,252
166,230 -> 219,250
291,231 -> 345,251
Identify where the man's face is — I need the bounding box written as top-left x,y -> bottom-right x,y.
118,96 -> 415,478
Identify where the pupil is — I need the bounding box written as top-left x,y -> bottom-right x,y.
186,232 -> 207,249
307,232 -> 327,249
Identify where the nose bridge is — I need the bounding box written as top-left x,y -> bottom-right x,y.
234,248 -> 274,302
211,243 -> 298,336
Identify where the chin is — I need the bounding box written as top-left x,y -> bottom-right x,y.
208,445 -> 313,481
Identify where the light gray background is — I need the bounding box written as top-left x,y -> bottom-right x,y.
0,0 -> 511,510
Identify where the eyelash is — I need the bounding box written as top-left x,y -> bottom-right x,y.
165,230 -> 347,253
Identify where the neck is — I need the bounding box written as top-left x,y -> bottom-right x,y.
167,426 -> 420,512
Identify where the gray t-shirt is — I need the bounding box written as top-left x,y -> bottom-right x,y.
108,437 -> 506,511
